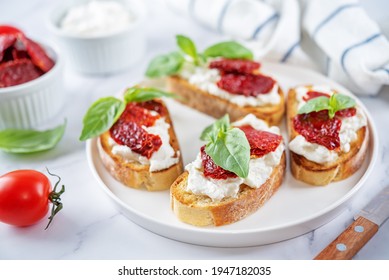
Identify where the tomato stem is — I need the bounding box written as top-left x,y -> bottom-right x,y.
45,168 -> 65,230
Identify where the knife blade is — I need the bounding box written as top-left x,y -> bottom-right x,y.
314,186 -> 389,260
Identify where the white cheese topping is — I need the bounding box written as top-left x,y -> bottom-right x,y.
108,117 -> 179,172
179,62 -> 280,107
185,114 -> 284,202
288,86 -> 367,164
60,0 -> 136,36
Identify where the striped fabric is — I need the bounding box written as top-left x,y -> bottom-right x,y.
166,0 -> 389,95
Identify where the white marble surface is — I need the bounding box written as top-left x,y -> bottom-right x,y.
0,0 -> 388,260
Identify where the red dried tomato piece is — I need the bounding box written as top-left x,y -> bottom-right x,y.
217,73 -> 275,97
109,103 -> 163,159
0,34 -> 17,62
137,100 -> 167,116
238,125 -> 282,157
12,49 -> 29,60
209,59 -> 260,74
293,110 -> 342,150
303,91 -> 330,101
335,107 -> 356,118
19,36 -> 54,73
110,121 -> 162,159
0,25 -> 23,35
119,102 -> 160,127
200,146 -> 237,180
0,59 -> 42,88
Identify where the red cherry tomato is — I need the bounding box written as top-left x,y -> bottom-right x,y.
0,169 -> 64,228
0,25 -> 23,35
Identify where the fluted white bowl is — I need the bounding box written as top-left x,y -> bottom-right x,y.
0,43 -> 64,130
48,0 -> 147,75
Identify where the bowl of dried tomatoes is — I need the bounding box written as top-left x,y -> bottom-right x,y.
0,25 -> 64,129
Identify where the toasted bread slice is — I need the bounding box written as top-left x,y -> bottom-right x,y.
170,153 -> 286,226
167,75 -> 285,126
287,87 -> 369,186
98,100 -> 184,191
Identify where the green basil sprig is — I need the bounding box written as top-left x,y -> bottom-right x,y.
0,120 -> 66,154
79,97 -> 125,141
200,115 -> 250,178
79,87 -> 175,141
176,35 -> 200,66
145,35 -> 254,78
145,52 -> 184,78
203,41 -> 253,60
298,93 -> 356,118
124,87 -> 177,103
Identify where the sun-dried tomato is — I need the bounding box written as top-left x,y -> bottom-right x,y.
293,110 -> 342,150
109,103 -> 163,159
0,26 -> 56,88
118,102 -> 160,127
0,34 -> 17,62
238,125 -> 282,157
0,25 -> 22,35
19,36 -> 54,73
217,73 -> 275,97
335,107 -> 356,118
0,59 -> 42,88
200,146 -> 238,180
12,49 -> 28,60
137,100 -> 168,116
209,59 -> 260,74
303,91 -> 331,101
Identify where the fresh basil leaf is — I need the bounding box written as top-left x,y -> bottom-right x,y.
200,124 -> 214,142
145,51 -> 184,78
203,41 -> 253,60
332,93 -> 356,112
328,94 -> 337,118
298,96 -> 330,115
0,121 -> 66,154
124,87 -> 176,103
79,97 -> 125,141
176,35 -> 199,65
298,93 -> 356,118
200,114 -> 230,142
201,115 -> 250,178
205,127 -> 250,178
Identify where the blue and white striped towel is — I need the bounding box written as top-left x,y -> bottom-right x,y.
166,0 -> 389,95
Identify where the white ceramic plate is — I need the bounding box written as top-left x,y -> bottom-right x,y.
86,63 -> 378,247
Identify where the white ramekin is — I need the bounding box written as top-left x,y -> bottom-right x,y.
0,43 -> 64,130
48,0 -> 147,75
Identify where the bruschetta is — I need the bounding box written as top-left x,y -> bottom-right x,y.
287,85 -> 369,186
80,87 -> 184,191
146,35 -> 285,126
170,114 -> 286,226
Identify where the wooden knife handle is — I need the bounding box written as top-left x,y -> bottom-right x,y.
314,216 -> 378,260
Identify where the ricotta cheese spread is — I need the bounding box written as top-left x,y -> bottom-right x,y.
288,86 -> 367,164
108,117 -> 179,172
60,0 -> 135,36
185,114 -> 284,201
179,62 -> 280,107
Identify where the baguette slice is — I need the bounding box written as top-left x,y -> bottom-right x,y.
287,87 -> 369,186
167,75 -> 285,126
98,100 -> 184,191
171,153 -> 286,226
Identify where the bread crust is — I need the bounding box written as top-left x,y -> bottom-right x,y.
170,153 -> 286,226
287,87 -> 369,186
98,100 -> 184,191
167,75 -> 285,126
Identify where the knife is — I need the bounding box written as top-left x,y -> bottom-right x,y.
315,186 -> 389,260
